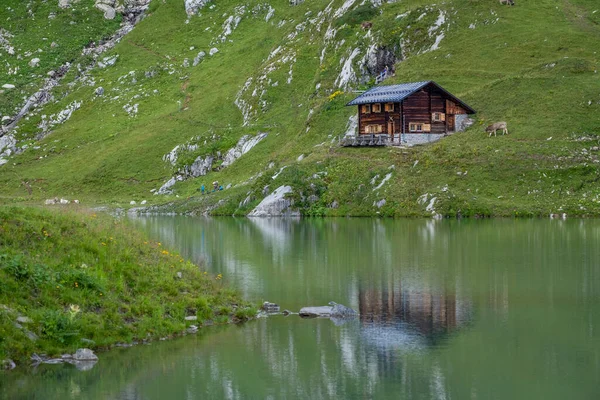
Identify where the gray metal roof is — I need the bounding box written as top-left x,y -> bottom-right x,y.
346,81 -> 476,114
346,81 -> 430,106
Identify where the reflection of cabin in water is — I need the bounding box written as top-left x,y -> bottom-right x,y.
358,286 -> 471,344
344,81 -> 476,147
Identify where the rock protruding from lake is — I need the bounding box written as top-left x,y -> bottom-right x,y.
299,302 -> 357,318
262,302 -> 280,313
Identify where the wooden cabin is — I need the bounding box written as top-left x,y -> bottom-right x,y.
345,81 -> 475,146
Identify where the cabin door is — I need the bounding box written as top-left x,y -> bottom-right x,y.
387,118 -> 395,137
447,114 -> 455,133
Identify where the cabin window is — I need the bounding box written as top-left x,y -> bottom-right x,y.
409,123 -> 424,132
365,124 -> 383,134
385,103 -> 394,112
409,123 -> 431,133
372,103 -> 382,113
361,104 -> 371,114
432,112 -> 445,122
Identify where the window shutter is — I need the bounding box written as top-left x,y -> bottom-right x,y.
441,113 -> 446,121
423,124 -> 431,132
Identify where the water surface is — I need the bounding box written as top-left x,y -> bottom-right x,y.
2,218 -> 599,399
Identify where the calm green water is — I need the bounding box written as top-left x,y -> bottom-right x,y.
2,218 -> 600,399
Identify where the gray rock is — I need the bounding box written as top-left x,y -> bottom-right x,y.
209,47 -> 219,56
29,58 -> 41,67
189,155 -> 213,177
185,0 -> 211,16
96,3 -> 116,19
185,316 -> 197,321
239,195 -> 254,208
262,302 -> 280,313
307,194 -> 319,203
95,86 -> 104,96
81,338 -> 95,345
1,84 -> 15,90
16,316 -> 32,324
156,176 -> 177,195
299,302 -> 357,318
176,271 -> 183,279
373,199 -> 386,208
73,348 -> 98,361
187,325 -> 198,334
58,0 -> 71,8
193,51 -> 206,66
221,133 -> 268,168
25,330 -> 38,341
1,359 -> 16,370
329,200 -> 339,209
298,306 -> 333,318
262,185 -> 270,196
248,185 -> 299,217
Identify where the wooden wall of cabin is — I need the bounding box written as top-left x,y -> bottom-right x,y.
402,87 -> 448,134
357,104 -> 401,135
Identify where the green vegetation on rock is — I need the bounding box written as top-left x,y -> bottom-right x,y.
0,206 -> 254,366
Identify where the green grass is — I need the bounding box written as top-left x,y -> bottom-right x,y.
0,0 -> 599,217
0,206 -> 255,366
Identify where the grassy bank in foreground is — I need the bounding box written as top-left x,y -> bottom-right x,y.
0,206 -> 255,367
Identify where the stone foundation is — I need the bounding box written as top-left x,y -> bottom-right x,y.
392,133 -> 445,146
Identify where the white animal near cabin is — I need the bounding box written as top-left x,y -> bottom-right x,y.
486,121 -> 509,137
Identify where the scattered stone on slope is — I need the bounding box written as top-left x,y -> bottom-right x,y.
1,359 -> 16,371
29,58 -> 41,67
95,1 -> 117,20
188,155 -> 214,177
185,0 -> 211,16
221,133 -> 268,168
248,185 -> 299,217
193,51 -> 206,66
0,134 -> 17,166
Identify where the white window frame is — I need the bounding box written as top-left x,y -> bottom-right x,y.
361,104 -> 371,114
372,103 -> 382,113
385,103 -> 394,112
409,123 -> 424,133
432,112 -> 445,122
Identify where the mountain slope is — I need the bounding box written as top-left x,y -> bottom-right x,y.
1,0 -> 599,217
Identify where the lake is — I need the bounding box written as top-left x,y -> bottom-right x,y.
2,217 -> 599,399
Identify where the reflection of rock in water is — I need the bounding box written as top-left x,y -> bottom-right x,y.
359,284 -> 472,349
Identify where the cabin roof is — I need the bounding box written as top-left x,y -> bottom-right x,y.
346,81 -> 476,114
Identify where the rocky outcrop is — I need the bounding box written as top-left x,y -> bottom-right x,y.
221,133 -> 267,168
185,0 -> 211,16
0,134 -> 17,166
188,155 -> 214,177
361,45 -> 398,77
248,185 -> 299,217
299,302 -> 358,318
31,348 -> 98,371
95,0 -> 117,20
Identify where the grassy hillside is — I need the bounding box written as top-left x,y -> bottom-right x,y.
0,206 -> 254,366
0,0 -> 599,217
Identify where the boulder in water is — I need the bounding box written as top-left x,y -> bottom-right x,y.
299,302 -> 357,318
